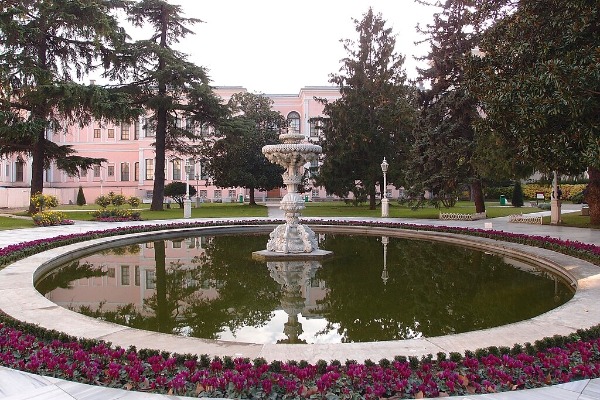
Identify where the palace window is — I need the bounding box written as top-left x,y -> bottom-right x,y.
15,161 -> 24,182
121,123 -> 130,140
173,159 -> 182,180
120,163 -> 129,181
287,111 -> 301,133
309,120 -> 322,137
145,159 -> 154,180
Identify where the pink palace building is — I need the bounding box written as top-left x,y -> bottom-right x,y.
0,85 -> 401,208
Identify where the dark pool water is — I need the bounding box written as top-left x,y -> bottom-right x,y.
36,233 -> 574,344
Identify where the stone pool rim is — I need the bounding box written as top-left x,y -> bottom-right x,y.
0,222 -> 597,364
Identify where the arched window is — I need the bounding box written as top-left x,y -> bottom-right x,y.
287,111 -> 301,133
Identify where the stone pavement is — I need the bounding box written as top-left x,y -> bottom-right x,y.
0,205 -> 598,399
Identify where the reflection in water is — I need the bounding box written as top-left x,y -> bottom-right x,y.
381,236 -> 389,285
267,260 -> 322,344
37,234 -> 574,344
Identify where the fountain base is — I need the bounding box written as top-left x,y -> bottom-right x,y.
252,248 -> 332,262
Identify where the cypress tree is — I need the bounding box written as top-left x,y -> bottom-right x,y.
76,186 -> 86,206
512,181 -> 524,208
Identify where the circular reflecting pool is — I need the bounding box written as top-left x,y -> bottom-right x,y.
36,233 -> 574,344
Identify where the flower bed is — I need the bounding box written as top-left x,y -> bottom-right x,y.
31,211 -> 74,226
0,219 -> 598,398
1,313 -> 600,398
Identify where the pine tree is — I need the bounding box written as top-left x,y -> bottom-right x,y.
317,8 -> 416,209
407,0 -> 485,211
124,0 -> 227,211
0,0 -> 141,213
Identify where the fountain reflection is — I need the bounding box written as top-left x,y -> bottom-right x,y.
266,260 -> 322,343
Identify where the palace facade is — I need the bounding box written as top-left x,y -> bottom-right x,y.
0,86 -> 341,207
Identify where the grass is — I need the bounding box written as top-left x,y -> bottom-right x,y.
61,202 -> 269,221
0,216 -> 35,230
543,211 -> 598,228
0,200 -> 596,229
302,201 -> 541,218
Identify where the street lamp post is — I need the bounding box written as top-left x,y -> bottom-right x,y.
381,158 -> 389,217
184,160 -> 191,218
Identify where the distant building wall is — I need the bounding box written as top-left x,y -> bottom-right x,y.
0,86 -> 409,208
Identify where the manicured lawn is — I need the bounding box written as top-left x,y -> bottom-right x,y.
1,201 -> 596,229
0,216 -> 35,230
60,203 -> 269,221
543,211 -> 598,229
302,201 -> 541,218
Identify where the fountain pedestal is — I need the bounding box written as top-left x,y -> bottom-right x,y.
253,127 -> 332,260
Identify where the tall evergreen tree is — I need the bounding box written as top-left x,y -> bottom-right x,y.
0,0 -> 140,213
202,92 -> 285,205
407,0 -> 485,211
125,0 -> 226,211
467,0 -> 600,224
317,8 -> 416,209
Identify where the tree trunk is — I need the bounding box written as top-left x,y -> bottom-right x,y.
369,186 -> 377,210
472,179 -> 486,214
150,108 -> 166,211
154,240 -> 168,333
587,166 -> 600,226
150,9 -> 169,212
28,129 -> 46,214
249,187 -> 256,205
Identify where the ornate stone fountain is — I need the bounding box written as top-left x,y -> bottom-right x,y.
253,127 -> 331,259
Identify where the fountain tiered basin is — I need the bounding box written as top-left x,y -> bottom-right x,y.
254,128 -> 331,259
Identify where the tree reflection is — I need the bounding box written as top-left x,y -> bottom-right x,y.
314,235 -> 573,342
183,235 -> 281,339
36,261 -> 106,295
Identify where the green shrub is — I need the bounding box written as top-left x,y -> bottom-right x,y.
164,182 -> 197,208
127,196 -> 141,208
32,211 -> 72,226
484,186 -> 513,201
30,192 -> 59,212
95,195 -> 111,208
108,192 -> 126,207
91,208 -> 141,221
571,190 -> 586,204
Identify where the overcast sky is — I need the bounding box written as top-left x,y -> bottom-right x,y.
163,1 -> 439,94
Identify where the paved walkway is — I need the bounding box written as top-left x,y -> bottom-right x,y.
0,205 -> 598,399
